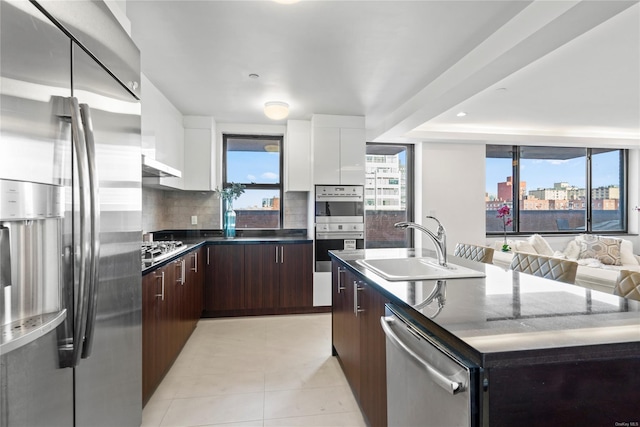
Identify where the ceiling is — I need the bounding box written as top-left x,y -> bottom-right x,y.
125,0 -> 640,147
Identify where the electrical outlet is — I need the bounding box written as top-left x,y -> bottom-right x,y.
191,215 -> 197,225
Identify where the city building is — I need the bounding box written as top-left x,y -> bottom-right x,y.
365,154 -> 404,210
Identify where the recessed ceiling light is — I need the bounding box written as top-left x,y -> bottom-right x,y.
273,0 -> 300,4
456,111 -> 467,117
249,73 -> 259,79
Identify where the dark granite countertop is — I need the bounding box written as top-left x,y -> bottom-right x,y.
330,248 -> 640,365
142,231 -> 312,275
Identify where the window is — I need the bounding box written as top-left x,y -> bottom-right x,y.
365,143 -> 414,248
486,145 -> 627,234
223,134 -> 283,229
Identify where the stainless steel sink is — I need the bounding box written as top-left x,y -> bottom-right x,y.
356,257 -> 486,281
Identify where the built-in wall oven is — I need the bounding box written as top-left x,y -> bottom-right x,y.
314,185 -> 365,272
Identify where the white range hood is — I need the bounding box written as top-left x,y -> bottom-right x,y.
141,154 -> 182,178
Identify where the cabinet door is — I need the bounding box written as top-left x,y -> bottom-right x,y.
313,127 -> 340,184
333,266 -> 361,399
194,247 -> 205,320
285,120 -> 311,191
142,270 -> 163,405
279,243 -> 313,308
168,259 -> 186,361
359,282 -> 388,427
244,244 -> 279,309
185,249 -> 202,331
183,126 -> 213,191
156,263 -> 174,382
141,74 -> 184,189
206,245 -> 245,311
339,128 -> 365,185
332,262 -> 348,358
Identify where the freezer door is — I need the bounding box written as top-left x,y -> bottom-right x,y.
0,2 -> 74,425
71,43 -> 142,427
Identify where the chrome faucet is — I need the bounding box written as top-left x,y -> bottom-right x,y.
394,216 -> 448,267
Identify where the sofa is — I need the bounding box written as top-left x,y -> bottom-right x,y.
490,234 -> 640,295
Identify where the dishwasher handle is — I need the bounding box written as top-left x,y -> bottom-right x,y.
380,316 -> 464,395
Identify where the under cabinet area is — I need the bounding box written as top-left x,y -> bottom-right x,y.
332,261 -> 388,427
203,241 -> 315,317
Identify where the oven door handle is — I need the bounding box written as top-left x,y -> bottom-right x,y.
316,233 -> 363,240
380,316 -> 464,395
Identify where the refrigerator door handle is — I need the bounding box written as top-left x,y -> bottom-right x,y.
69,97 -> 91,367
80,103 -> 101,359
0,225 -> 11,287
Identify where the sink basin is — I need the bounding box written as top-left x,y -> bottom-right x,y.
356,257 -> 486,281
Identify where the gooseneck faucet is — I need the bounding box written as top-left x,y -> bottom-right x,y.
394,216 -> 448,267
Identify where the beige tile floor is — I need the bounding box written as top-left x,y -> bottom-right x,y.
142,313 -> 367,427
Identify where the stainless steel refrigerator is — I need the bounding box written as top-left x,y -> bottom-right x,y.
0,1 -> 142,425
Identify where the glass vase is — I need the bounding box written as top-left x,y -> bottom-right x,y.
223,199 -> 236,238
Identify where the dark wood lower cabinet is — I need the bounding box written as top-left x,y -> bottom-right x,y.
203,241 -> 318,317
142,248 -> 204,406
279,243 -> 314,309
358,281 -> 388,427
332,261 -> 388,427
244,244 -> 279,309
204,244 -> 244,312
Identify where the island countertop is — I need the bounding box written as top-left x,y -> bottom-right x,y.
330,248 -> 640,365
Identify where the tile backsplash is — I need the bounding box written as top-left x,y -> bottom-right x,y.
142,187 -> 308,233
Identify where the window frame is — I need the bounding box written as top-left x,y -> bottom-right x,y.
222,133 -> 284,229
486,145 -> 628,236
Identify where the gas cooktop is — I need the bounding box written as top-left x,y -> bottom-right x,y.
141,241 -> 185,268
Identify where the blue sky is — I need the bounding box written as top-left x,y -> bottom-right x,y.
486,150 -> 621,196
227,151 -> 280,209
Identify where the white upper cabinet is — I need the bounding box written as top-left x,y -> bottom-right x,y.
312,115 -> 365,185
183,116 -> 216,191
141,73 -> 184,189
285,120 -> 312,191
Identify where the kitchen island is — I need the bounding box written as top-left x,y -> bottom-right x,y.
330,248 -> 640,427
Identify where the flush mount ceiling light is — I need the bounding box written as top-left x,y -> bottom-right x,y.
273,0 -> 300,4
264,101 -> 289,120
456,111 -> 467,117
264,144 -> 280,153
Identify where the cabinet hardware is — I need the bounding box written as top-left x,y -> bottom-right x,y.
155,271 -> 165,301
207,247 -> 210,265
191,251 -> 198,273
280,246 -> 284,264
176,259 -> 185,285
354,281 -> 365,316
275,246 -> 279,263
337,267 -> 345,293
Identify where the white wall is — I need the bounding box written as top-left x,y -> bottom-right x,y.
419,141 -> 486,253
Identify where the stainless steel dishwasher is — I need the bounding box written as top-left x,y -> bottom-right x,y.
381,305 -> 479,427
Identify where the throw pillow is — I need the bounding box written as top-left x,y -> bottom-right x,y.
577,235 -> 622,266
528,234 -> 554,256
515,241 -> 537,254
620,239 -> 639,266
563,239 -> 581,260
